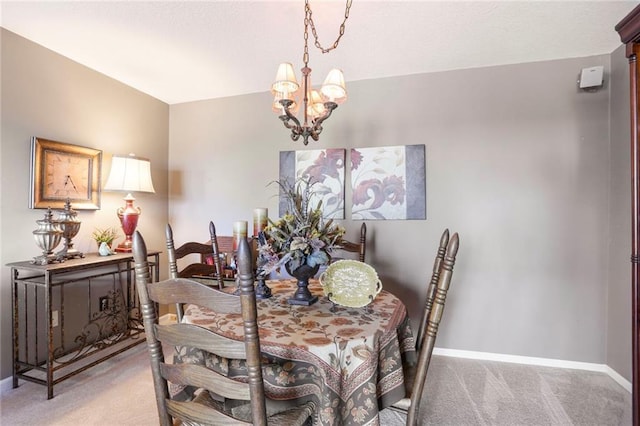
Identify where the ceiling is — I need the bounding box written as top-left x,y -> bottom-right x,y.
1,1 -> 638,105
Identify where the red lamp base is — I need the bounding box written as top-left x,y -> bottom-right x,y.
114,239 -> 134,253
115,194 -> 140,253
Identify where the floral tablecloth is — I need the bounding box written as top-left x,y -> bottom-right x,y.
175,279 -> 416,426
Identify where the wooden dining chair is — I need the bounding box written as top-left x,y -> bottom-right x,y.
415,228 -> 449,353
334,222 -> 367,263
133,232 -> 315,426
166,222 -> 224,284
205,233 -> 252,273
203,232 -> 235,270
166,222 -> 225,321
388,231 -> 459,426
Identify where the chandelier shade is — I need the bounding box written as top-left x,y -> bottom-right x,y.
307,89 -> 327,119
272,62 -> 300,95
321,69 -> 347,103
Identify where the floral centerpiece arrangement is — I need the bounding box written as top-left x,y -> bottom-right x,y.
257,179 -> 345,305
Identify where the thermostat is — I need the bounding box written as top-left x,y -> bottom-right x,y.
579,66 -> 604,89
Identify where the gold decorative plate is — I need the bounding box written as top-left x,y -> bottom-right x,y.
319,260 -> 382,307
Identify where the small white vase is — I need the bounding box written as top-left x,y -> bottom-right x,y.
98,242 -> 114,256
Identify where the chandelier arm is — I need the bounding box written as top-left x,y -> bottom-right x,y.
279,116 -> 298,131
280,114 -> 302,129
279,100 -> 302,130
280,118 -> 302,142
309,125 -> 322,142
277,107 -> 303,143
312,102 -> 338,130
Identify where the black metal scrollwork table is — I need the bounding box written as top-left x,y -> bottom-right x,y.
7,251 -> 160,399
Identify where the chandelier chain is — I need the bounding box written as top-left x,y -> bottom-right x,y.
303,8 -> 310,66
305,0 -> 352,55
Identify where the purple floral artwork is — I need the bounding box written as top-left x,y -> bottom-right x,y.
350,145 -> 426,220
278,149 -> 346,219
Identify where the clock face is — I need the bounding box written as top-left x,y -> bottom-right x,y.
30,137 -> 102,210
43,152 -> 91,199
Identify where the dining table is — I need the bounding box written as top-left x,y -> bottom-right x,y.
173,279 -> 416,426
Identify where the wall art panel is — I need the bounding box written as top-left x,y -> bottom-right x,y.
279,149 -> 346,219
350,144 -> 426,220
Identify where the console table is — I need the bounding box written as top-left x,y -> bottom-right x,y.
8,251 -> 160,399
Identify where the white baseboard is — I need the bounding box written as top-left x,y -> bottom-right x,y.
605,365 -> 633,393
433,347 -> 632,393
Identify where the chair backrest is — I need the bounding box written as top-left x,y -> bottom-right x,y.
165,222 -> 224,282
415,229 -> 449,353
336,223 -> 367,263
166,222 -> 226,321
407,232 -> 459,426
133,231 -> 267,426
203,233 -> 235,271
207,220 -> 225,283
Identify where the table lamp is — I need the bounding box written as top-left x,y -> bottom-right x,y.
104,154 -> 155,252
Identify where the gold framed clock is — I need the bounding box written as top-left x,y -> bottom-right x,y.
30,137 -> 102,210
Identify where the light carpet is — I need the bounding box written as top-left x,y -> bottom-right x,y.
0,344 -> 632,425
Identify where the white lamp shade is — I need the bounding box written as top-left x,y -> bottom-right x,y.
321,68 -> 347,103
104,154 -> 155,193
307,89 -> 326,119
272,62 -> 300,94
272,90 -> 299,114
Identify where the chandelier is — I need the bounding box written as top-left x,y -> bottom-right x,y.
271,0 -> 352,145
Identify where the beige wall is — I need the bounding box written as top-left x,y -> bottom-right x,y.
170,54 -> 616,368
608,44 -> 632,381
0,29 -> 170,379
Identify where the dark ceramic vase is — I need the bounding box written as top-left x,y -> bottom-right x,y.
285,262 -> 320,306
